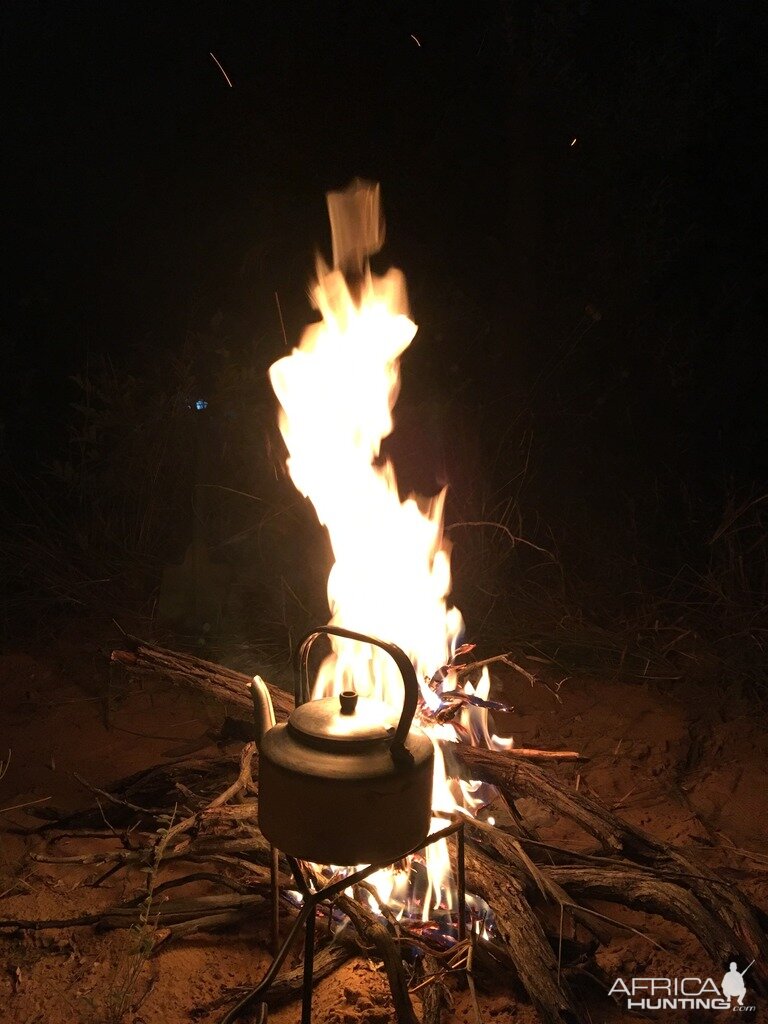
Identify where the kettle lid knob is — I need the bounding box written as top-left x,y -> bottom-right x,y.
339,691 -> 358,715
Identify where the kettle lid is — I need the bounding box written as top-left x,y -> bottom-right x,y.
288,691 -> 397,750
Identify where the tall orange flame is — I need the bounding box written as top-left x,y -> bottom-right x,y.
269,181 -> 511,918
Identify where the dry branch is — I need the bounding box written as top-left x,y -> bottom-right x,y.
0,894 -> 267,933
453,744 -> 768,992
449,745 -> 623,852
414,952 -> 448,1024
546,865 -> 735,964
261,938 -> 356,1008
203,937 -> 358,1017
465,842 -> 577,1024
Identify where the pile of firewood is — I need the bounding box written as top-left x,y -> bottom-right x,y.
3,637 -> 766,1024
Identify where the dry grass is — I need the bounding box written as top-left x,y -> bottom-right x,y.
105,809 -> 177,1023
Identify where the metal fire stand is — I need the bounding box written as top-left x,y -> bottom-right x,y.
221,814 -> 467,1024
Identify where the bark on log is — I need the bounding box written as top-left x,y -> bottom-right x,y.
112,640 -> 291,720
449,745 -> 623,852
467,820 -> 742,968
262,940 -> 355,1008
546,865 -> 736,964
465,842 -> 578,1024
416,953 -> 445,1024
204,941 -> 356,1016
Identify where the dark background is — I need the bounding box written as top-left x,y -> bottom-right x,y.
2,2 -> 766,674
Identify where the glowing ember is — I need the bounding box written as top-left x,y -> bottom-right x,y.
269,179 -> 512,922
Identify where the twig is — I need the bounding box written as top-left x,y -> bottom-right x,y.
505,748 -> 584,762
457,652 -> 539,687
1,895 -> 265,934
72,774 -> 163,817
466,930 -> 483,1024
559,902 -> 666,951
394,934 -> 469,962
0,796 -> 51,815
445,520 -> 556,561
126,873 -> 254,902
90,862 -> 127,888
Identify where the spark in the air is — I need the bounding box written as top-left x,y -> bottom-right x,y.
209,52 -> 233,88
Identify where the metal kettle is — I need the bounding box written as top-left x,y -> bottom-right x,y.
251,625 -> 434,865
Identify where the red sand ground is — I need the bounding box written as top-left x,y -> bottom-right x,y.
1,626 -> 767,1023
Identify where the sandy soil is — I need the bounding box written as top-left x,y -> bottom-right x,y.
1,625 -> 767,1023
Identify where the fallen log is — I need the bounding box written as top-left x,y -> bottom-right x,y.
413,952 -> 447,1024
466,819 -> 741,967
261,938 -> 356,1008
546,865 -> 736,964
448,745 -> 622,852
111,637 -> 582,762
111,639 -> 290,720
194,937 -> 360,1017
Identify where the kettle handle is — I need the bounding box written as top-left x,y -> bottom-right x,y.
296,626 -> 420,764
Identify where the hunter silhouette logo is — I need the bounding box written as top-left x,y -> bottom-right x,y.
608,959 -> 757,1012
721,961 -> 754,1007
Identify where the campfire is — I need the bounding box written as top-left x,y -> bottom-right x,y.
264,178 -> 514,927
7,182 -> 767,1024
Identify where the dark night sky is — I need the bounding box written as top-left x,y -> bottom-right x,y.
3,1 -> 767,561
4,4 -> 510,446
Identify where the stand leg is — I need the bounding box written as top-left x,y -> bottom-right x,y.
223,826 -> 465,1024
301,900 -> 316,1024
457,821 -> 467,943
270,845 -> 280,956
219,901 -> 312,1024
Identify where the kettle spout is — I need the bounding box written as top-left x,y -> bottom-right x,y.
250,675 -> 276,751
